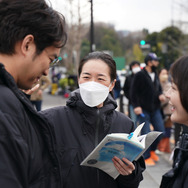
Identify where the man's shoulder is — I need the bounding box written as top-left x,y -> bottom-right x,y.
0,84 -> 15,98
40,106 -> 67,121
134,69 -> 147,79
125,74 -> 133,82
0,84 -> 21,112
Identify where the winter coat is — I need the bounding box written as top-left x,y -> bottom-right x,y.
131,68 -> 162,112
41,89 -> 145,188
123,73 -> 134,104
160,133 -> 188,188
0,63 -> 61,188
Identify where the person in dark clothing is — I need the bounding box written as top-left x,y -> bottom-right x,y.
123,61 -> 141,126
174,123 -> 188,146
41,51 -> 145,188
130,53 -> 165,166
160,55 -> 188,188
113,74 -> 121,99
0,0 -> 67,187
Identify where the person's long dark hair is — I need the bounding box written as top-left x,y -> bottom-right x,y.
170,55 -> 188,113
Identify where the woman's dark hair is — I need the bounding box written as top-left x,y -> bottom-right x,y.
78,51 -> 117,82
170,55 -> 188,113
0,0 -> 67,55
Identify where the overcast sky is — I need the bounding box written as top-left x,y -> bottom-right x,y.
50,0 -> 188,33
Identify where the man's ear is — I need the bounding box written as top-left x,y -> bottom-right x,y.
109,79 -> 116,91
21,34 -> 35,55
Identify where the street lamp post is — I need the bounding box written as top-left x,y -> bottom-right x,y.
89,0 -> 94,52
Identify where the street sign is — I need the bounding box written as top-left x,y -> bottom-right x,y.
140,44 -> 151,49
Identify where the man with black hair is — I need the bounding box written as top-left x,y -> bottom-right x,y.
0,0 -> 67,187
130,53 -> 165,166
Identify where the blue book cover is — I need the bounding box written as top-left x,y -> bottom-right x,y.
81,123 -> 162,179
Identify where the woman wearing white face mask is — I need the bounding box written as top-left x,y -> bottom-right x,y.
41,51 -> 145,188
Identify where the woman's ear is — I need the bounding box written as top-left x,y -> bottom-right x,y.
109,79 -> 116,91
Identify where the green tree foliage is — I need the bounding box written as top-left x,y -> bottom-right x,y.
145,26 -> 184,69
158,26 -> 184,69
80,39 -> 90,59
100,32 -> 123,56
85,23 -> 124,56
80,22 -> 186,70
133,44 -> 144,62
146,32 -> 160,53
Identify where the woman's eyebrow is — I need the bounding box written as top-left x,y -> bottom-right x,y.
98,73 -> 107,77
82,72 -> 91,75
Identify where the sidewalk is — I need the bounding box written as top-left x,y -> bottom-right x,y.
139,151 -> 172,187
42,91 -> 67,110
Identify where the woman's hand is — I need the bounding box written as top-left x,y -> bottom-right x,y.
112,156 -> 135,176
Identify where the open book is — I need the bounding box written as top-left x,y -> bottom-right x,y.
80,123 -> 162,179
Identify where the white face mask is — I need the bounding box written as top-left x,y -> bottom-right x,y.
79,81 -> 110,107
132,67 -> 141,74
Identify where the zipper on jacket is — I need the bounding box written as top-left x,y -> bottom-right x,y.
95,109 -> 100,147
95,109 -> 100,187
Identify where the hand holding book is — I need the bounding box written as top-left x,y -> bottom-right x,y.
112,156 -> 135,176
81,123 -> 162,179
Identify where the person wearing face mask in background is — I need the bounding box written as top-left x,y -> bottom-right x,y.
123,61 -> 141,127
157,68 -> 173,153
130,53 -> 165,166
41,51 -> 145,188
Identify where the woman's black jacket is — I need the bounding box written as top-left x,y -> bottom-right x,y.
42,90 -> 145,188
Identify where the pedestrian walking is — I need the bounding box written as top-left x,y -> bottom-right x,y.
123,61 -> 141,126
41,51 -> 145,188
0,0 -> 67,187
160,55 -> 188,188
130,53 -> 165,166
157,68 -> 172,153
113,74 -> 121,100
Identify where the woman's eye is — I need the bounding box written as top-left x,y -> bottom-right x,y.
83,76 -> 89,79
171,85 -> 176,91
98,78 -> 104,81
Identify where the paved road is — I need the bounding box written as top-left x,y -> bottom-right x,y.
42,91 -> 66,110
139,152 -> 172,187
42,91 -> 173,187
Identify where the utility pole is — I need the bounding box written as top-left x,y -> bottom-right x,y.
89,0 -> 95,52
